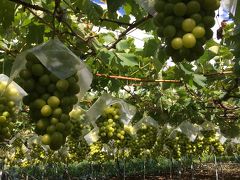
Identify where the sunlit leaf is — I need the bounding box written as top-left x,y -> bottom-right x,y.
116,53 -> 138,66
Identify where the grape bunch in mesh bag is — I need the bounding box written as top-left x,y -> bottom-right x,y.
96,104 -> 126,145
19,53 -> 80,150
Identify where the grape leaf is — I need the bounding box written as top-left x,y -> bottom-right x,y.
235,1 -> 240,22
75,0 -> 103,25
0,1 -> 15,32
193,74 -> 206,87
116,39 -> 131,52
97,48 -> 117,65
143,38 -> 159,57
179,63 -> 206,87
106,0 -> 125,14
26,24 -> 45,44
116,53 -> 138,66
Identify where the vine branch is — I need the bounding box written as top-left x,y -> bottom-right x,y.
204,71 -> 233,77
96,71 -> 236,84
100,18 -> 131,26
96,73 -> 181,83
107,14 -> 152,49
213,100 -> 239,110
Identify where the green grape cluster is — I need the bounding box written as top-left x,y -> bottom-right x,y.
0,82 -> 19,141
88,142 -> 109,162
68,108 -> 91,161
68,138 -> 90,161
164,132 -> 191,159
69,108 -> 91,137
197,130 -> 225,155
96,104 -> 126,144
130,123 -> 158,157
19,53 -> 80,150
162,130 -> 224,159
152,127 -> 172,157
153,0 -> 220,62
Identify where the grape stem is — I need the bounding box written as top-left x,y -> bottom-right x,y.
52,0 -> 61,38
8,0 -> 51,14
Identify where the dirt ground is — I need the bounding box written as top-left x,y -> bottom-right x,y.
110,163 -> 240,180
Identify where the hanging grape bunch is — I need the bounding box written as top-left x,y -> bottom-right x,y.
19,53 -> 80,150
165,132 -> 196,159
152,127 -> 172,157
69,108 -> 90,138
130,122 -> 158,157
0,82 -> 20,141
197,130 -> 225,155
136,122 -> 158,151
68,108 -> 91,161
153,0 -> 220,62
163,130 -> 224,159
96,104 -> 126,145
88,142 -> 109,162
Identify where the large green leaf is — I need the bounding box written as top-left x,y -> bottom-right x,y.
123,2 -> 132,15
75,0 -> 103,25
26,24 -> 45,44
99,33 -> 116,44
0,0 -> 15,33
97,48 -> 117,65
116,39 -> 131,52
198,50 -> 216,64
233,57 -> 240,76
0,55 -> 14,76
179,63 -> 193,75
108,79 -> 122,92
193,74 -> 206,87
179,63 -> 206,87
106,0 -> 125,14
116,53 -> 138,66
143,38 -> 159,57
235,1 -> 240,22
124,0 -> 145,19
